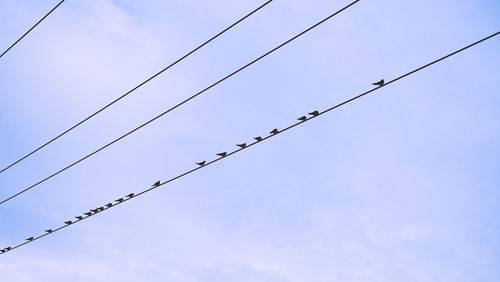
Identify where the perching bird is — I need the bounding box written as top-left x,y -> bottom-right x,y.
0,250 -> 5,253
45,229 -> 53,233
270,128 -> 279,135
254,136 -> 263,142
372,79 -> 385,86
91,209 -> 98,213
196,161 -> 206,166
298,116 -> 307,122
75,216 -> 83,220
84,212 -> 92,216
236,143 -> 247,148
98,207 -> 104,211
308,110 -> 319,116
105,203 -> 113,208
115,198 -> 124,203
216,152 -> 227,157
126,193 -> 134,198
26,237 -> 34,241
64,221 -> 72,225
5,247 -> 11,251
152,180 -> 160,187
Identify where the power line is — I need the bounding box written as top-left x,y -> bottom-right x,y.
0,0 -> 66,59
0,0 -> 274,175
0,0 -> 360,205
2,30 -> 498,255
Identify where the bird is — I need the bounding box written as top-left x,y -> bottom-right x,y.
0,250 -> 5,254
90,209 -> 98,213
254,136 -> 263,142
64,221 -> 72,225
84,212 -> 92,216
152,180 -> 160,187
115,198 -> 124,203
75,216 -> 83,220
26,237 -> 34,241
45,229 -> 53,233
98,207 -> 104,211
196,161 -> 206,166
308,110 -> 319,116
298,116 -> 307,122
126,193 -> 134,198
216,152 -> 227,157
105,203 -> 113,208
372,79 -> 385,86
236,143 -> 247,148
270,128 -> 279,135
5,247 -> 11,251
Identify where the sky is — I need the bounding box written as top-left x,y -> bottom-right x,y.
0,0 -> 499,281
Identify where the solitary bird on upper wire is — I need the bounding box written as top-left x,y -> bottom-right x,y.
152,181 -> 161,188
372,79 -> 385,87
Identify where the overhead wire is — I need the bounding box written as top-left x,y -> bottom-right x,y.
0,0 -> 360,205
0,0 -> 274,175
0,0 -> 66,59
2,30 -> 498,255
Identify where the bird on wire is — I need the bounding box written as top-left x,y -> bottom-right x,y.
152,181 -> 160,187
308,110 -> 319,116
196,161 -> 206,166
298,116 -> 307,122
254,136 -> 263,142
270,128 -> 279,135
216,152 -> 227,157
84,212 -> 92,216
372,79 -> 385,87
64,221 -> 72,225
115,198 -> 124,203
26,237 -> 34,241
45,229 -> 53,233
236,143 -> 247,149
126,193 -> 134,198
105,203 -> 113,208
75,216 -> 83,220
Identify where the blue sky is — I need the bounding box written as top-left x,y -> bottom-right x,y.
0,0 -> 499,281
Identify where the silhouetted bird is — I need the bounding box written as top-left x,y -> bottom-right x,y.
270,128 -> 279,135
64,221 -> 72,225
115,198 -> 124,203
152,180 -> 160,187
26,237 -> 34,241
372,79 -> 385,86
91,209 -> 98,213
45,229 -> 53,233
298,116 -> 307,122
308,110 -> 319,116
236,143 -> 247,148
75,216 -> 83,220
5,247 -> 11,251
105,203 -> 113,208
0,250 -> 5,254
84,212 -> 92,216
98,207 -> 104,211
126,193 -> 134,198
254,136 -> 263,142
196,161 -> 206,166
216,152 -> 227,157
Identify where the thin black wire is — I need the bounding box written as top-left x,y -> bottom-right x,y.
0,0 -> 66,59
0,0 -> 360,205
0,0 -> 274,175
2,30 -> 498,255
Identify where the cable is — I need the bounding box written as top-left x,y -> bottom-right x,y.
1,30 -> 498,255
0,0 -> 360,205
0,0 -> 274,175
0,0 -> 66,59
